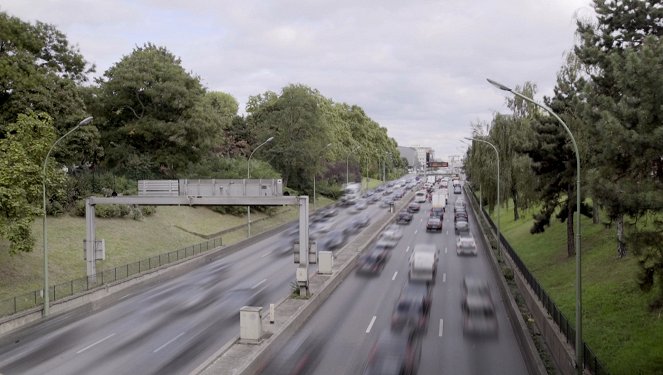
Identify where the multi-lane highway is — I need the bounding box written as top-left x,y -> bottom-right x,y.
0,195 -> 392,375
0,179 -> 530,375
258,188 -> 529,375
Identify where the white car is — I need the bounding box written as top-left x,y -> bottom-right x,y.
456,236 -> 477,256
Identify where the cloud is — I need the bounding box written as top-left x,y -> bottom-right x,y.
1,0 -> 593,160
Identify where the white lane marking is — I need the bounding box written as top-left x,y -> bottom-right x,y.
443,273 -> 446,283
153,332 -> 185,353
414,230 -> 418,234
260,251 -> 271,258
120,294 -> 131,300
405,246 -> 410,252
392,271 -> 398,280
252,279 -> 267,289
445,247 -> 448,254
76,333 -> 116,354
439,319 -> 444,337
366,316 -> 377,333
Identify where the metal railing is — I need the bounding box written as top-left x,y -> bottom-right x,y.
0,238 -> 222,318
467,186 -> 608,375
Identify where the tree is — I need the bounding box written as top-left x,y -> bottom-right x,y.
0,12 -> 99,167
95,43 -> 215,178
0,113 -> 65,254
576,0 -> 663,305
522,54 -> 593,257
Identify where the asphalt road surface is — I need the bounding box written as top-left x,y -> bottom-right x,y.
258,189 -> 529,375
0,193 -> 392,375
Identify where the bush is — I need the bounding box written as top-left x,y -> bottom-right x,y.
141,206 -> 157,216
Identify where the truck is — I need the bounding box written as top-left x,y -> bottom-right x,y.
426,175 -> 436,185
430,190 -> 447,217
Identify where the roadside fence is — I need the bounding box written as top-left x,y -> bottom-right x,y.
467,186 -> 608,375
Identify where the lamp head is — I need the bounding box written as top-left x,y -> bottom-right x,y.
79,116 -> 94,126
486,78 -> 512,92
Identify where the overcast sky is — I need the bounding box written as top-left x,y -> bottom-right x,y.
2,0 -> 594,160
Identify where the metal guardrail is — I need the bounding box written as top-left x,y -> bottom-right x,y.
467,186 -> 608,375
0,238 -> 222,318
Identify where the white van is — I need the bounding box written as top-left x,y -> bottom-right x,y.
409,252 -> 437,282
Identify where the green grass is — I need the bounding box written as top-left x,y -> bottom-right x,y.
0,204 -> 301,302
488,201 -> 663,375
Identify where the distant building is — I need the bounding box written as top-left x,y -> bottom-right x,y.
397,146 -> 420,170
410,146 -> 433,171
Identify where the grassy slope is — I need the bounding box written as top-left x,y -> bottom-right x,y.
0,203 -> 308,302
494,204 -> 663,375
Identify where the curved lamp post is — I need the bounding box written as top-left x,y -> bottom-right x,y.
43,116 -> 93,316
247,136 -> 274,237
463,137 -> 500,256
313,143 -> 333,211
488,77 -> 583,374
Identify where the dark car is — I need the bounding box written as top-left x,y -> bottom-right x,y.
407,202 -> 421,213
391,296 -> 429,333
399,282 -> 432,313
426,217 -> 442,232
454,211 -> 468,222
455,219 -> 469,235
453,185 -> 462,194
429,207 -> 444,218
396,211 -> 413,224
356,247 -> 390,275
462,295 -> 498,337
363,330 -> 422,375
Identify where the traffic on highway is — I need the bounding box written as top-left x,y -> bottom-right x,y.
258,177 -> 529,375
0,176 -> 529,375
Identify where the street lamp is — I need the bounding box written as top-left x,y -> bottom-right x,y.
463,137 -> 500,257
488,77 -> 583,374
313,143 -> 333,210
42,116 -> 93,317
346,146 -> 360,186
247,136 -> 274,237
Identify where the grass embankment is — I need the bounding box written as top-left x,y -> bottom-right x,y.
492,203 -> 663,375
0,193 -> 337,303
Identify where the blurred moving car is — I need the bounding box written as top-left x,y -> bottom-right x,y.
456,235 -> 477,256
425,216 -> 442,232
356,247 -> 390,276
363,330 -> 422,375
399,282 -> 432,314
258,334 -> 323,375
396,210 -> 413,225
376,226 -> 403,249
462,277 -> 490,300
353,201 -> 368,211
407,202 -> 421,213
318,229 -> 347,251
391,297 -> 429,333
462,294 -> 498,337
